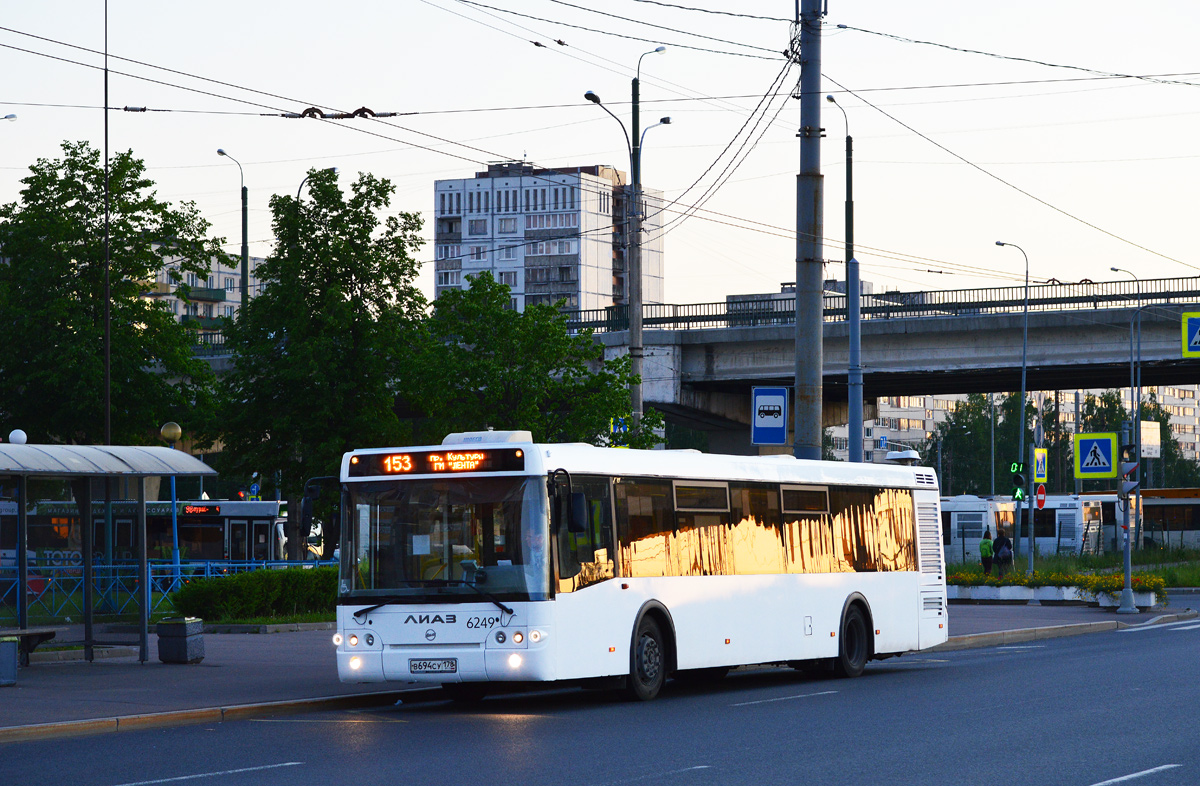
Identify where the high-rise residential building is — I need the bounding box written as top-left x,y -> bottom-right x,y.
433,162 -> 664,311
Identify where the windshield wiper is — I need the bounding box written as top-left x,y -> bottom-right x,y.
349,580 -> 513,618
446,579 -> 514,616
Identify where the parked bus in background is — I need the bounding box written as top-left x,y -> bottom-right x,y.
943,495 -> 1105,562
941,496 -> 1016,564
332,431 -> 947,701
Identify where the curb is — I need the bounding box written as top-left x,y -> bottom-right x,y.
932,608 -> 1198,652
0,690 -> 408,745
29,646 -> 138,664
203,622 -> 336,634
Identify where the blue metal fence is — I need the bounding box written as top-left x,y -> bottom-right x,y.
0,560 -> 336,622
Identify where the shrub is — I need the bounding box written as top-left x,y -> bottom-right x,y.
172,567 -> 337,622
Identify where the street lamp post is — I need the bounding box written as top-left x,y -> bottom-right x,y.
996,241 -> 1032,572
217,149 -> 249,312
297,166 -> 339,201
826,94 -> 862,463
160,421 -> 182,588
585,45 -> 668,435
1111,266 -> 1142,615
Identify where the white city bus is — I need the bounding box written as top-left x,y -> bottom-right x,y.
333,431 -> 947,700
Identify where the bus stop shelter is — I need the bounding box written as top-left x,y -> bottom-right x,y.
0,443 -> 217,661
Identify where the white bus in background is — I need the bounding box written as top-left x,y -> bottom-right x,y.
941,496 -> 1016,564
943,495 -> 1103,562
331,431 -> 947,701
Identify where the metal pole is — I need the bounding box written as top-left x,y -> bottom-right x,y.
1117,422 -> 1137,613
16,476 -> 27,632
240,184 -> 249,311
630,73 -> 643,431
1026,441 -> 1035,574
990,393 -> 995,496
1080,391 -> 1089,494
827,95 -> 860,463
137,477 -> 149,662
793,0 -> 824,460
1134,299 -> 1143,546
997,242 -> 1029,558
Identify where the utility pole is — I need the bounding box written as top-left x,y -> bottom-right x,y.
793,0 -> 824,460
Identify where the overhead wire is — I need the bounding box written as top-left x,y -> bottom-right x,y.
452,0 -> 782,60
821,74 -> 1200,273
542,0 -> 781,55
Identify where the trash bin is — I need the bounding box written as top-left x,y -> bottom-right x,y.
0,637 -> 17,686
156,617 -> 205,664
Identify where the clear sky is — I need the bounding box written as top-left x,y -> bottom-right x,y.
3,1 -> 1198,305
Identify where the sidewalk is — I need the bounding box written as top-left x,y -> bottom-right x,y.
2,597 -> 1196,743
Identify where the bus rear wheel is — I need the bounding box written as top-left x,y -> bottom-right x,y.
627,616 -> 666,701
834,605 -> 868,678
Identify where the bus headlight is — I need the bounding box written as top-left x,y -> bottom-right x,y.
349,656 -> 362,670
349,634 -> 359,647
332,633 -> 343,646
529,630 -> 542,643
512,631 -> 524,644
507,653 -> 522,669
365,633 -> 374,646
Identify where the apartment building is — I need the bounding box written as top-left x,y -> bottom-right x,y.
143,253 -> 265,344
433,162 -> 664,311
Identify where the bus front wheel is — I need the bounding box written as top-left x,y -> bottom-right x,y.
627,616 -> 666,701
834,605 -> 868,678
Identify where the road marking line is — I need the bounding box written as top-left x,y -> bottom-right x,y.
1087,764 -> 1181,785
732,690 -> 837,707
593,765 -> 712,785
110,762 -> 302,786
1118,622 -> 1198,633
249,717 -> 408,723
996,645 -> 1045,650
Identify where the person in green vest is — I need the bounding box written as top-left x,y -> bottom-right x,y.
979,527 -> 994,576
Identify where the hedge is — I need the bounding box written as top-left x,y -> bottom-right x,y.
172,567 -> 337,621
946,570 -> 1167,604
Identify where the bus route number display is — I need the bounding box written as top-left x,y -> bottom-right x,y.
349,448 -> 525,477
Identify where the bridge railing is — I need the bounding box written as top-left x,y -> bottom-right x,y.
190,275 -> 1200,349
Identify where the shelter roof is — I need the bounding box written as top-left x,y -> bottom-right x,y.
0,444 -> 216,477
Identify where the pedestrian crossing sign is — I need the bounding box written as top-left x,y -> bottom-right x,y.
1074,432 -> 1118,479
1033,447 -> 1048,484
1183,313 -> 1200,358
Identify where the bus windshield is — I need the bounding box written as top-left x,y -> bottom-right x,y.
340,476 -> 549,603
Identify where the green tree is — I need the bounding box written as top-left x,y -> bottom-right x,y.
408,273 -> 663,449
0,141 -> 220,444
217,168 -> 426,557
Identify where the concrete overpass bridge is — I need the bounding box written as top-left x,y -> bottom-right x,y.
581,276 -> 1200,451
191,276 -> 1200,452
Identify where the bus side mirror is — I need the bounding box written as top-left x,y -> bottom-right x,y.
568,492 -> 587,534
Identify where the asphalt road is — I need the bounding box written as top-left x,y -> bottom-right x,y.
6,620 -> 1200,786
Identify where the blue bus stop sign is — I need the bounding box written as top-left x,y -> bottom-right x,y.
751,387 -> 789,446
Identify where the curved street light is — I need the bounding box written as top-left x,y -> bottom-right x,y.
996,240 -> 1031,572
217,149 -> 250,311
583,48 -> 670,434
827,94 -> 862,463
1111,265 -> 1142,614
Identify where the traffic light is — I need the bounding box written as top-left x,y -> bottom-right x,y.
1118,449 -> 1139,500
237,487 -> 247,500
1011,461 -> 1026,501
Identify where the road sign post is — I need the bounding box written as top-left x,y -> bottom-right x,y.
751,386 -> 789,447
